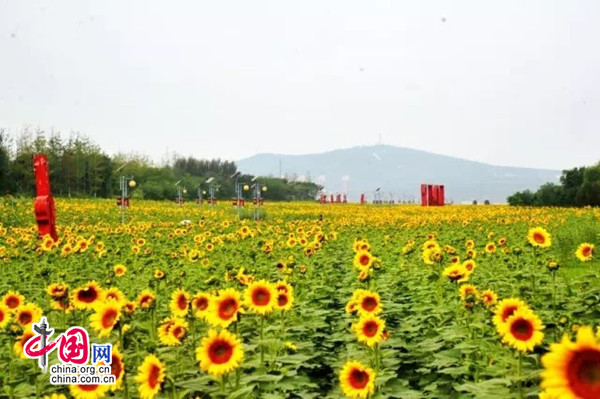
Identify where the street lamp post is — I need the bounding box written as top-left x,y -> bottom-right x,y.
119,175 -> 135,223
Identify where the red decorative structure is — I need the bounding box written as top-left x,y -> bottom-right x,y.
420,184 -> 428,206
33,155 -> 58,241
421,183 -> 445,206
319,194 -> 327,204
360,193 -> 366,205
330,194 -> 334,203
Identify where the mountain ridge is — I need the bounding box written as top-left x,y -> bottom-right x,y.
238,145 -> 560,203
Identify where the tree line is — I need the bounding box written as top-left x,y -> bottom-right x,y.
507,164 -> 600,206
0,128 -> 322,201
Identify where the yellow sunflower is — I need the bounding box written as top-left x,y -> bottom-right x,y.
462,259 -> 477,273
276,290 -> 294,311
356,291 -> 382,316
353,250 -> 373,269
71,281 -> 104,310
244,280 -> 277,315
353,315 -> 386,347
44,394 -> 67,399
0,303 -> 10,329
137,290 -> 156,309
46,283 -> 68,299
275,280 -> 293,295
169,288 -> 190,317
206,289 -> 242,328
89,300 -> 122,338
196,329 -> 244,376
493,298 -> 529,332
442,264 -> 469,283
191,292 -> 212,320
527,227 -> 552,248
500,309 -> 544,352
69,384 -> 110,399
114,264 -> 127,277
104,287 -> 127,306
15,303 -> 42,329
135,354 -> 166,399
109,345 -> 125,391
14,331 -> 35,358
459,284 -> 478,300
485,242 -> 497,254
481,289 -> 498,307
339,360 -> 376,399
541,326 -> 600,399
157,317 -> 188,346
575,243 -> 594,262
3,291 -> 25,311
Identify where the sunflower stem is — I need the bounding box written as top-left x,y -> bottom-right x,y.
517,352 -> 523,399
119,325 -> 129,399
552,270 -> 557,341
260,315 -> 265,367
167,376 -> 177,399
234,321 -> 240,389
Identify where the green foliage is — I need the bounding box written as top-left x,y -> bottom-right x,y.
508,164 -> 600,207
0,129 -> 322,202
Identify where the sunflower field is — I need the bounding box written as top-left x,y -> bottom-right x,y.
1,198 -> 600,399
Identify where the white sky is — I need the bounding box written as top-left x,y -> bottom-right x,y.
0,0 -> 598,170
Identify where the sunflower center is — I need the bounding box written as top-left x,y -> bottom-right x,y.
0,309 -> 5,322
277,293 -> 288,307
252,288 -> 271,306
359,255 -> 370,266
171,326 -> 184,339
502,306 -> 518,322
6,297 -> 19,308
148,364 -> 161,388
510,318 -> 534,341
567,348 -> 600,398
18,312 -> 32,325
219,298 -> 238,319
78,288 -> 98,303
111,356 -> 123,378
177,295 -> 187,310
208,340 -> 234,364
583,247 -> 592,257
349,369 -> 370,389
77,384 -> 99,392
363,321 -> 379,337
533,232 -> 545,244
102,309 -> 118,328
140,295 -> 153,307
196,297 -> 209,311
362,297 -> 377,311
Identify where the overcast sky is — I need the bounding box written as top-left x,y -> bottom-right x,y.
1,0 -> 598,170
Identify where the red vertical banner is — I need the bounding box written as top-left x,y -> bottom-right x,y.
439,185 -> 445,206
336,194 -> 341,203
421,184 -> 428,206
33,155 -> 58,241
360,193 -> 365,205
432,185 -> 440,206
427,185 -> 433,206
330,194 -> 334,203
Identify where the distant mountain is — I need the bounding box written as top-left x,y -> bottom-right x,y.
238,145 -> 560,203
